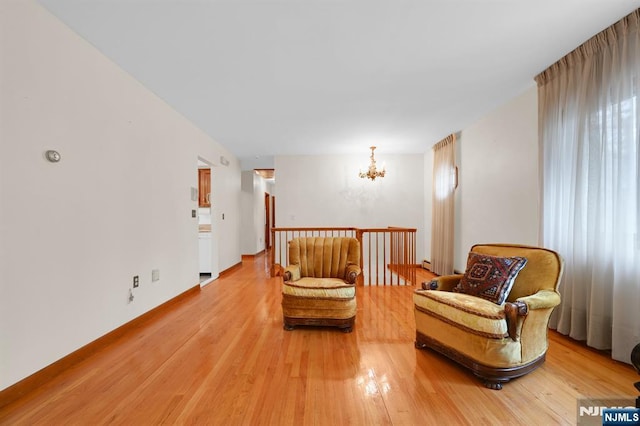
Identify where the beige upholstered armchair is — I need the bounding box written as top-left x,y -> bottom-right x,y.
282,237 -> 361,332
414,243 -> 563,389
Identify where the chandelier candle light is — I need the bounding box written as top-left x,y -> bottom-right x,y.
359,146 -> 386,180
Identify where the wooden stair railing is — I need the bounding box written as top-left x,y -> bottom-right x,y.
270,227 -> 417,286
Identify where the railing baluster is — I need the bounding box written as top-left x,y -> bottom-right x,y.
383,231 -> 386,286
373,232 -> 380,285
368,232 -> 372,286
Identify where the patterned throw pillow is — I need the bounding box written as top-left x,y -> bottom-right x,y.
453,253 -> 528,305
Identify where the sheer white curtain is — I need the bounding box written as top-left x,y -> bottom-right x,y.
536,10 -> 640,363
431,134 -> 457,276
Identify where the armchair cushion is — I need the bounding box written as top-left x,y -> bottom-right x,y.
414,290 -> 508,339
283,277 -> 356,299
453,253 -> 527,305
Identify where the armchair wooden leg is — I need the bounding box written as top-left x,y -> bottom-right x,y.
482,380 -> 506,390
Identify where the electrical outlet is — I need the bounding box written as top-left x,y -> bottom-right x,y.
133,275 -> 139,288
152,269 -> 160,282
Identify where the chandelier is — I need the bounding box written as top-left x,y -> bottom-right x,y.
358,146 -> 386,180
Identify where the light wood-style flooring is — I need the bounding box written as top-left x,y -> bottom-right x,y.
0,255 -> 637,425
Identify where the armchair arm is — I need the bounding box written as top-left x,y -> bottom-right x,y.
504,301 -> 528,341
504,290 -> 561,341
422,274 -> 464,291
283,264 -> 301,282
516,290 -> 561,310
345,263 -> 361,284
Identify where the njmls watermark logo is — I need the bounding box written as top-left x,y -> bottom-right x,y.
577,397 -> 639,426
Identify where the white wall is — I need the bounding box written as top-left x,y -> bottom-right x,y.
240,171 -> 269,255
274,153 -> 425,262
423,149 -> 434,262
454,86 -> 539,271
0,0 -> 241,391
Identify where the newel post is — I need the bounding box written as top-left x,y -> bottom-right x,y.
355,229 -> 364,286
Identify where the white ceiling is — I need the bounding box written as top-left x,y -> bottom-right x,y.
36,0 -> 640,169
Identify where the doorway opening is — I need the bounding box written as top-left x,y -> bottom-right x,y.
197,157 -> 215,286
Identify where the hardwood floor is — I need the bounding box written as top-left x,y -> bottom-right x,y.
1,255 -> 637,425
